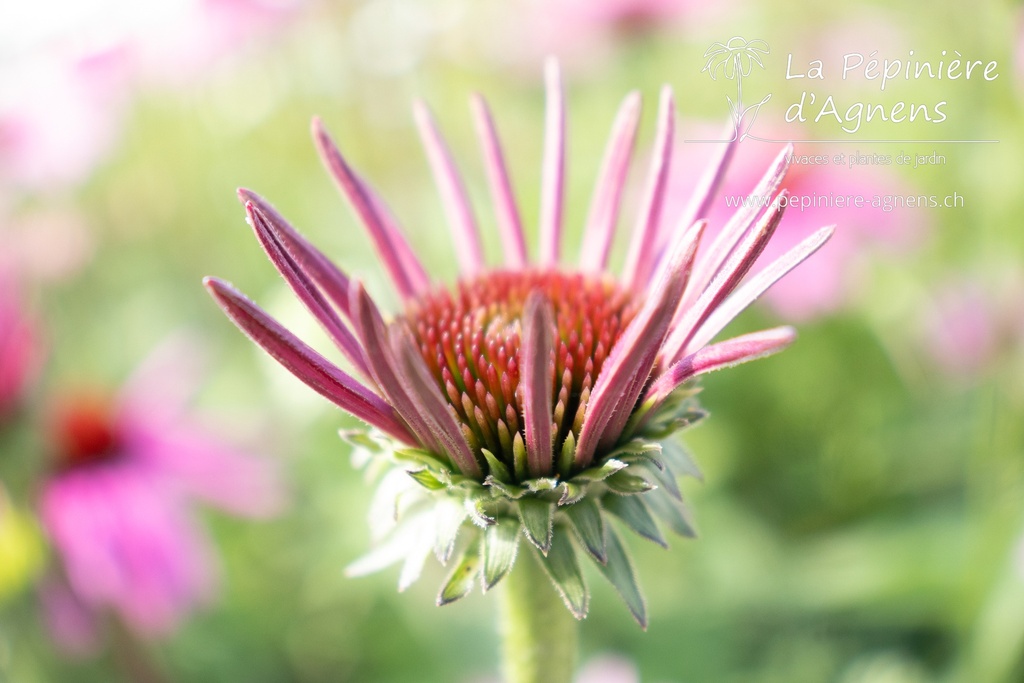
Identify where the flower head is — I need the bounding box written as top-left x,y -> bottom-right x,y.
206,61 -> 832,625
38,340 -> 282,654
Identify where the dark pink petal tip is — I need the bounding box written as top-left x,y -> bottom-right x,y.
646,326 -> 797,408
203,277 -> 413,444
244,202 -> 368,377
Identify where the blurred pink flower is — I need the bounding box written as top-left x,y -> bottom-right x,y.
0,270 -> 43,421
0,55 -> 125,191
0,0 -> 301,192
105,0 -> 303,87
922,280 -> 997,378
918,273 -> 1024,381
553,0 -> 705,29
38,341 -> 283,653
663,129 -> 924,320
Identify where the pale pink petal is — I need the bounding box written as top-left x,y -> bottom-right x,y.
661,194 -> 787,365
575,221 -> 704,467
621,85 -> 674,287
413,100 -> 485,275
681,144 -> 791,310
360,181 -> 431,293
685,225 -> 834,355
579,91 -> 642,271
471,94 -> 527,268
538,57 -> 566,266
659,119 -> 738,253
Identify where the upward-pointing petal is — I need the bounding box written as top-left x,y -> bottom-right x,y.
520,292 -> 555,478
312,117 -> 422,299
680,143 -> 792,311
622,85 -> 675,288
574,220 -> 706,469
238,188 -> 353,319
685,225 -> 835,355
471,94 -> 527,268
245,202 -> 370,379
658,118 -> 739,255
413,100 -> 485,275
661,191 -> 788,365
203,277 -> 413,444
579,91 -> 642,272
358,180 -> 431,294
539,57 -> 566,266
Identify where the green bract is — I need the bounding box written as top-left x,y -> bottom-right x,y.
344,390 -> 706,628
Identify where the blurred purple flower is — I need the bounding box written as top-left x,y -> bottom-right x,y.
0,270 -> 43,422
664,129 -> 924,320
38,340 -> 283,654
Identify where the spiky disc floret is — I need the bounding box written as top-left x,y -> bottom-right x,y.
406,271 -> 639,479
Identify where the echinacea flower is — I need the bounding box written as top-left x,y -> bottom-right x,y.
205,61 -> 833,629
38,340 -> 282,654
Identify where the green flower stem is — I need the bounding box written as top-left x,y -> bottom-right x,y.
498,549 -> 578,683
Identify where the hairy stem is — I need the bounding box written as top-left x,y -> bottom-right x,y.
498,549 -> 578,683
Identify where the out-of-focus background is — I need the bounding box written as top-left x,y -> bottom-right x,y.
1,0 -> 1023,681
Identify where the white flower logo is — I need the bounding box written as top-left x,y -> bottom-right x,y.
702,37 -> 772,140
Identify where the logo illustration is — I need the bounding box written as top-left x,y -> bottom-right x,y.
701,37 -> 772,141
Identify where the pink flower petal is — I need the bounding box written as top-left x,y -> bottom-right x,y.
520,292 -> 556,477
579,91 -> 642,272
538,58 -> 566,266
575,220 -> 704,467
646,326 -> 797,407
246,203 -> 369,378
204,277 -> 412,443
622,85 -> 675,287
311,117 -> 422,299
471,94 -> 527,268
